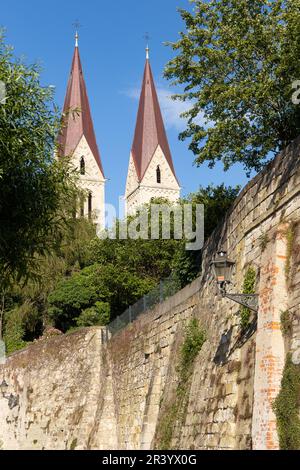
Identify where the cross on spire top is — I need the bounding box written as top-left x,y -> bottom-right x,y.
72,20 -> 82,47
144,32 -> 151,59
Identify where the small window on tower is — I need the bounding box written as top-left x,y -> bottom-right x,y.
80,156 -> 85,175
88,192 -> 92,219
156,165 -> 161,184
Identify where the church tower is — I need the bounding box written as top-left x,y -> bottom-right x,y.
58,32 -> 105,228
125,47 -> 180,214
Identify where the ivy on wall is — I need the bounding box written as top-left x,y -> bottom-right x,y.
273,353 -> 300,450
284,223 -> 296,282
280,310 -> 293,337
240,267 -> 256,330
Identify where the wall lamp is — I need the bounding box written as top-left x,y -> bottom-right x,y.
0,379 -> 19,409
211,251 -> 259,313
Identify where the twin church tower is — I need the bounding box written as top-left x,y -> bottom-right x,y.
57,34 -> 180,227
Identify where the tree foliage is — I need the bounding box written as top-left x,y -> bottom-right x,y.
173,184 -> 239,285
3,218 -> 95,348
48,241 -> 165,331
76,302 -> 110,328
165,0 -> 300,173
183,184 -> 240,239
48,265 -> 101,331
0,32 -> 78,288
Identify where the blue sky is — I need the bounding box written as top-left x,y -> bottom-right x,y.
1,0 -> 252,208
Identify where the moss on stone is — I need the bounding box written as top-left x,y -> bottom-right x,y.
70,438 -> 77,450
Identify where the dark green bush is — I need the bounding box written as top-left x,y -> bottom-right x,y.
76,302 -> 110,327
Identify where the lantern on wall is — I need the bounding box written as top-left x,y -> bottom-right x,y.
211,251 -> 259,313
211,251 -> 235,291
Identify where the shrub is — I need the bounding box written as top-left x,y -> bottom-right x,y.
180,318 -> 207,373
76,302 -> 110,327
48,265 -> 100,331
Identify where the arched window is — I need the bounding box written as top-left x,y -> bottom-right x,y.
88,192 -> 92,219
80,156 -> 85,175
156,165 -> 161,184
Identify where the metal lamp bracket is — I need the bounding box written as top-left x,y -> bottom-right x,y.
224,293 -> 259,312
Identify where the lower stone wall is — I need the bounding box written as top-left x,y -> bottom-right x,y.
0,329 -> 106,450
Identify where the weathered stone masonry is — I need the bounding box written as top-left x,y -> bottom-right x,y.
1,137 -> 300,449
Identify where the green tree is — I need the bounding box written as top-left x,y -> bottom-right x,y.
173,184 -> 240,286
76,302 -> 110,327
165,0 -> 300,174
48,265 -> 100,331
3,218 -> 96,349
183,184 -> 240,239
89,234 -> 179,281
48,263 -> 155,331
0,33 -> 77,290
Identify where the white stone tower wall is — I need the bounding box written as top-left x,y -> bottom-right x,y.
125,145 -> 180,215
72,135 -> 105,227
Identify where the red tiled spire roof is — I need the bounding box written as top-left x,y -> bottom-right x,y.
58,40 -> 104,176
131,56 -> 177,183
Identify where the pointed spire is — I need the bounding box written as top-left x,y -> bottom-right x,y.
75,31 -> 79,48
131,53 -> 178,183
58,38 -> 104,177
146,44 -> 149,60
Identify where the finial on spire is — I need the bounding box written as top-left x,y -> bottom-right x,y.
72,20 -> 81,47
144,32 -> 151,60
